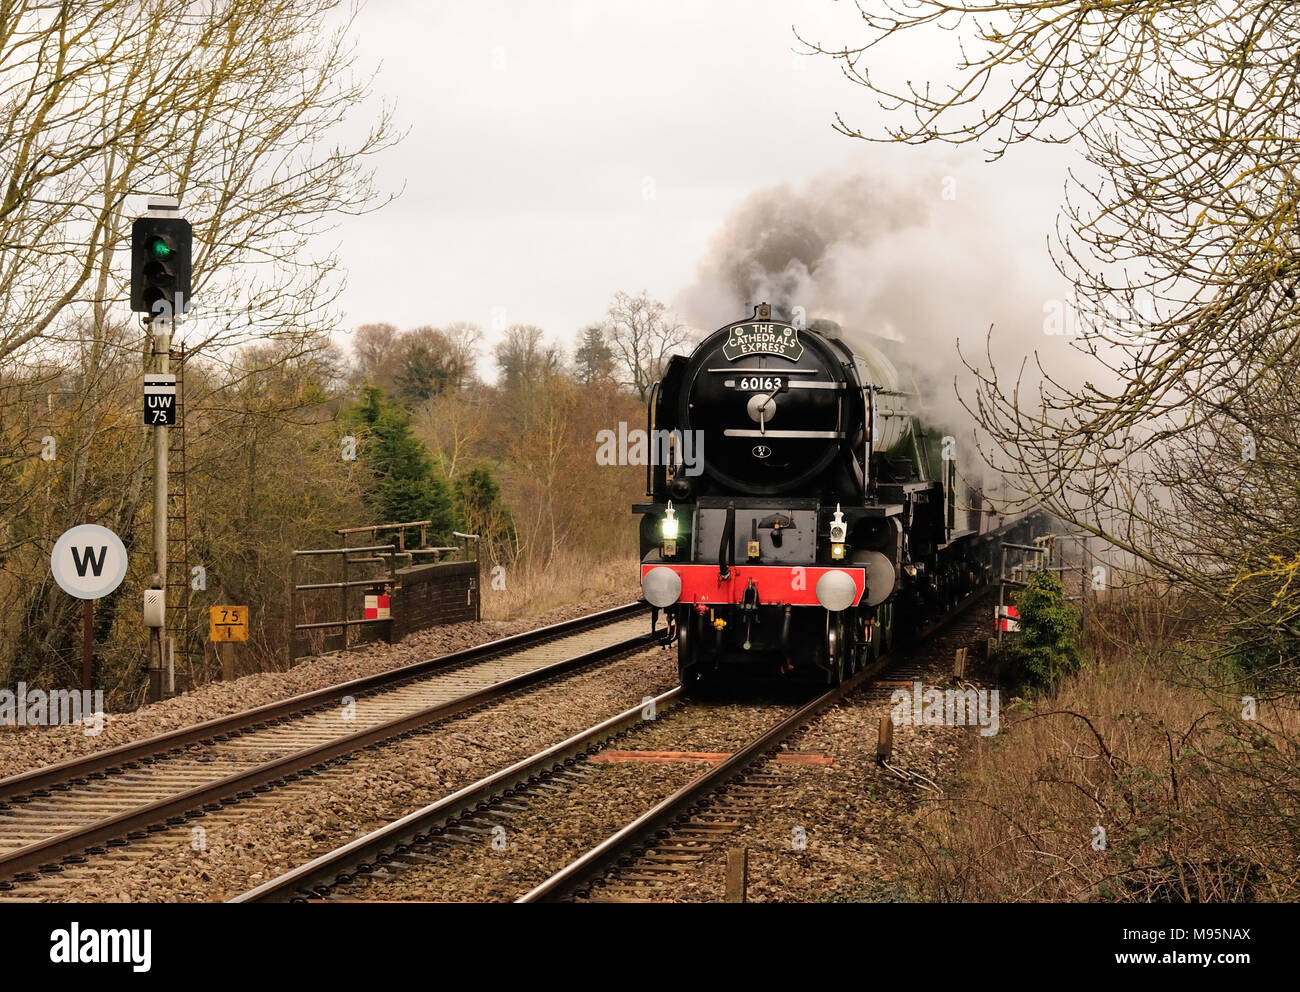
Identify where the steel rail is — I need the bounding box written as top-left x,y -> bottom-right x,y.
0,621 -> 652,882
515,660 -> 885,902
0,602 -> 645,804
230,587 -> 989,905
517,588 -> 988,902
231,687 -> 685,903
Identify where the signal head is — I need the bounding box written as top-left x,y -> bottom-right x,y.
131,215 -> 192,316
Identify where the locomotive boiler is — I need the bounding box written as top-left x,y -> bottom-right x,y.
635,303 -> 990,685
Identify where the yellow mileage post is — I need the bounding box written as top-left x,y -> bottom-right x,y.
209,605 -> 248,642
209,606 -> 248,681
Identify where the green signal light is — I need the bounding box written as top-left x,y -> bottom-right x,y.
147,236 -> 173,260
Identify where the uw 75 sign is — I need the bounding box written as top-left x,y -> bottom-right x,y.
144,373 -> 176,425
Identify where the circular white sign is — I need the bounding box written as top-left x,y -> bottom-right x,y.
50,524 -> 129,600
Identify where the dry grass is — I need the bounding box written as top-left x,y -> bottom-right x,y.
911,590 -> 1300,902
479,551 -> 641,621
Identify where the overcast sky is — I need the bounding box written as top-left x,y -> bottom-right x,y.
329,0 -> 1079,367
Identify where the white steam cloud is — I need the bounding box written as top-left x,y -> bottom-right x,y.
676,166 -> 1061,441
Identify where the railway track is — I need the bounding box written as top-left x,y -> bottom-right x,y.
569,602 -> 987,902
233,591 -> 989,904
0,603 -> 651,892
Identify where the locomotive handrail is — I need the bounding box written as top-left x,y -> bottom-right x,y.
866,384 -> 876,495
645,380 -> 659,497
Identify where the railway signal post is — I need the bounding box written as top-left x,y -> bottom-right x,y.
131,197 -> 192,700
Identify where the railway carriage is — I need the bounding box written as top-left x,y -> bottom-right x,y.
636,304 -> 994,685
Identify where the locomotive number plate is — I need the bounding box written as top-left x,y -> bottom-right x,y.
727,376 -> 788,393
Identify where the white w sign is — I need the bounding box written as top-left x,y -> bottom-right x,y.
50,524 -> 128,600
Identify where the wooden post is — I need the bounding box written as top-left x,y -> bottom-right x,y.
953,647 -> 967,679
81,598 -> 94,691
221,641 -> 235,681
876,715 -> 894,765
725,848 -> 748,903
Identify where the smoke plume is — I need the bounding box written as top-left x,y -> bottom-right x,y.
676,166 -> 1057,441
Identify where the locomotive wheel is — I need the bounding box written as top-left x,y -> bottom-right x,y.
825,612 -> 846,685
847,609 -> 863,674
677,607 -> 704,689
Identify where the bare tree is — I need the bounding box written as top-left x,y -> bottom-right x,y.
351,323 -> 402,386
494,325 -> 562,391
0,0 -> 398,691
413,389 -> 487,481
0,0 -> 397,365
602,290 -> 690,399
805,1 -> 1300,661
442,321 -> 485,388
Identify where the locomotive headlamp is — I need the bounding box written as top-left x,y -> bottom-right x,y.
829,504 -> 847,560
661,501 -> 678,540
661,501 -> 679,557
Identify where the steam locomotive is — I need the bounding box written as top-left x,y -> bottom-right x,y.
636,303 -> 996,685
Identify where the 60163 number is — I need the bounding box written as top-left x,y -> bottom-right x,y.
737,376 -> 784,392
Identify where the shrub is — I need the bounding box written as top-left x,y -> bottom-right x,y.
1004,570 -> 1083,690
